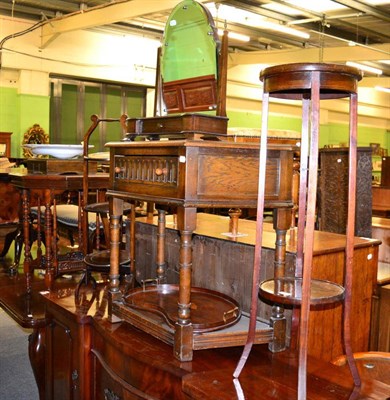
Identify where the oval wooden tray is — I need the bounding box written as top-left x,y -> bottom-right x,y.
259,277 -> 345,306
123,284 -> 241,333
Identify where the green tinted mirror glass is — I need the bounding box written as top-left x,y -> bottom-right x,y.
161,0 -> 219,83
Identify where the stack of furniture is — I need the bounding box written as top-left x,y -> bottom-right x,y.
233,63 -> 364,400
105,0 -> 297,361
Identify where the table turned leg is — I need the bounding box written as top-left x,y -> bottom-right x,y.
156,208 -> 167,283
22,189 -> 34,293
108,197 -> 124,323
174,207 -> 196,361
228,208 -> 242,236
44,198 -> 54,290
269,207 -> 290,352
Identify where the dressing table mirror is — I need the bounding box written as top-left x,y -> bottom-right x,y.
124,0 -> 228,140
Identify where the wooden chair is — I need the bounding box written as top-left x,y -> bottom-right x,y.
77,115 -> 135,292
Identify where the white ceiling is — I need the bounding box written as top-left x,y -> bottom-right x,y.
1,0 -> 389,80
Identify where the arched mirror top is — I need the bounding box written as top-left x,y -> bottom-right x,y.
124,0 -> 229,141
160,0 -> 220,84
158,0 -> 224,116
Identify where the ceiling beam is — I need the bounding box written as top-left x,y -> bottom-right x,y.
229,43 -> 390,65
40,0 -> 209,48
333,0 -> 390,22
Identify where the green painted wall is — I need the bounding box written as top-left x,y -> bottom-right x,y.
227,110 -> 388,150
0,88 -> 50,157
0,87 -> 19,157
19,94 -> 50,158
1,87 -> 388,158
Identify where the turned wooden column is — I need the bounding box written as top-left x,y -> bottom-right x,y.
228,208 -> 242,236
156,208 -> 167,282
22,189 -> 33,293
108,196 -> 124,322
269,207 -> 291,352
174,206 -> 196,361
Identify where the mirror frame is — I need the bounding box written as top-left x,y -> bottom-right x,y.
157,0 -> 226,116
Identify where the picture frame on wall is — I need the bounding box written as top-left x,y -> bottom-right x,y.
370,142 -> 381,156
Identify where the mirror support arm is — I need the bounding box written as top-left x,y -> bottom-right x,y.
217,29 -> 228,117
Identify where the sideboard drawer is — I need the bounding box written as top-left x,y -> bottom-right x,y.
91,349 -> 158,400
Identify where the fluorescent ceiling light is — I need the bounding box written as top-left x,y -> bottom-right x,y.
262,3 -> 301,16
207,3 -> 310,39
260,20 -> 310,39
218,29 -> 251,42
379,59 -> 390,65
284,0 -> 347,12
346,61 -> 383,75
375,86 -> 390,93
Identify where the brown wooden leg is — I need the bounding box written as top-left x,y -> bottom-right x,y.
269,207 -> 290,352
129,203 -> 136,281
228,208 -> 242,236
146,202 -> 154,222
369,283 -> 380,350
28,327 -> 46,400
22,189 -> 33,293
108,197 -> 123,323
44,198 -> 54,290
174,207 -> 196,361
156,208 -> 167,283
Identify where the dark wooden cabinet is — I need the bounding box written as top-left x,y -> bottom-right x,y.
43,292 -> 93,400
91,321 -> 180,400
318,147 -> 372,237
381,156 -> 390,186
0,131 -> 12,157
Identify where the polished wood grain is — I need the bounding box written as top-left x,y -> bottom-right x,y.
134,213 -> 380,362
0,264 -> 387,400
372,187 -> 390,217
333,352 -> 390,385
0,271 -> 82,400
39,284 -> 390,400
372,217 -> 390,265
377,284 -> 390,352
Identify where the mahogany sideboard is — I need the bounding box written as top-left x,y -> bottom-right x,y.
38,281 -> 389,400
0,213 -> 381,399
